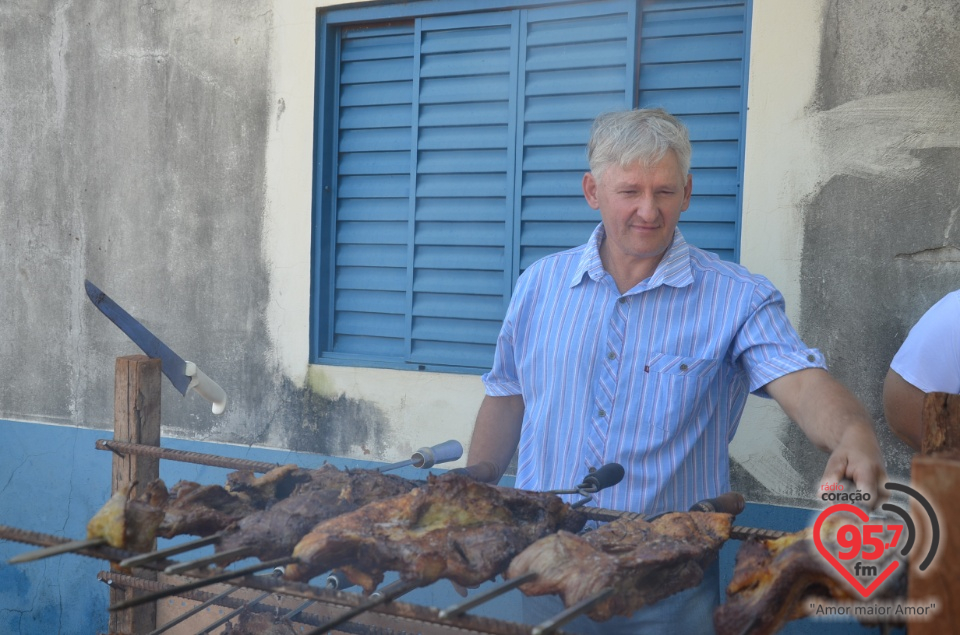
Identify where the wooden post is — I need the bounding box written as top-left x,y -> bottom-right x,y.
109,355 -> 161,634
921,392 -> 960,455
907,392 -> 960,634
907,452 -> 959,634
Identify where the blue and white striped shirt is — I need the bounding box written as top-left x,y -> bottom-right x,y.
482,224 -> 826,514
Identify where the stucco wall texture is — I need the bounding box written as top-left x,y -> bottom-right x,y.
793,0 -> 960,486
0,1 -> 363,455
0,0 -> 956,511
3,2 -> 258,430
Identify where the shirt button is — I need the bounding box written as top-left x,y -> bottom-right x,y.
618,297 -> 627,304
607,351 -> 616,360
598,409 -> 606,417
807,354 -> 816,362
679,363 -> 688,371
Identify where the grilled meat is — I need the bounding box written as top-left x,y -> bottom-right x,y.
158,480 -> 263,538
161,463 -> 319,537
505,512 -> 731,621
224,463 -> 312,507
285,472 -> 587,592
290,463 -> 414,499
713,525 -> 860,635
217,466 -> 417,561
84,463 -> 415,553
86,482 -> 165,552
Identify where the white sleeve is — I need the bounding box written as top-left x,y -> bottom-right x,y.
890,290 -> 960,393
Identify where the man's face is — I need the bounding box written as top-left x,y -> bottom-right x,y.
582,151 -> 692,279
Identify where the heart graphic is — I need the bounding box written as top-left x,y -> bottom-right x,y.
813,504 -> 900,599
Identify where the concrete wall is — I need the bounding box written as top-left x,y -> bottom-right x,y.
732,0 -> 960,504
0,0 -> 956,528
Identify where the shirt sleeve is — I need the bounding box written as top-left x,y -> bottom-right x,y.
890,290 -> 960,393
733,277 -> 828,396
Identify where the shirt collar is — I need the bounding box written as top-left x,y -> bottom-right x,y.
571,223 -> 695,291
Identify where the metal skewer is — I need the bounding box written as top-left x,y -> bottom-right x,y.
119,534 -> 222,568
532,587 -> 615,635
304,579 -> 418,635
146,585 -> 239,635
194,565 -> 289,633
163,546 -> 254,574
369,578 -> 413,600
282,599 -> 316,620
7,537 -> 108,564
196,590 -> 272,634
108,555 -> 297,612
438,573 -> 537,619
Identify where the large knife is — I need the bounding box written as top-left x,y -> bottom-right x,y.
84,279 -> 227,414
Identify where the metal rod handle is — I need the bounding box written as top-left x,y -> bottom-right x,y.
325,569 -> 354,590
412,439 -> 463,468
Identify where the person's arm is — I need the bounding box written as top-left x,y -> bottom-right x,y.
882,368 -> 924,450
764,368 -> 886,505
465,394 -> 525,484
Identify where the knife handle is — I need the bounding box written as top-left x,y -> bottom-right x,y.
689,491 -> 745,516
185,362 -> 227,414
580,463 -> 625,492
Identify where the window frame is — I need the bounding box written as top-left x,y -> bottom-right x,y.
311,0 -> 753,373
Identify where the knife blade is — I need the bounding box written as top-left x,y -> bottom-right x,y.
84,279 -> 227,414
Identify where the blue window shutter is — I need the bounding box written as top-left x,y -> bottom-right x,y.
516,0 -> 637,272
318,0 -> 750,371
638,0 -> 749,262
332,23 -> 416,360
411,11 -> 519,369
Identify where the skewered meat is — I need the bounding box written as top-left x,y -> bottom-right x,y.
225,463 -> 312,506
86,482 -> 165,551
288,463 -> 416,500
85,476 -> 271,550
216,466 -> 418,561
158,480 -> 264,537
713,525 -> 860,635
285,472 -> 587,592
160,463 -> 314,537
505,512 -> 731,621
83,463 -> 415,552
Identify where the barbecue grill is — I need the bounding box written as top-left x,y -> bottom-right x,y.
3,355 -> 957,635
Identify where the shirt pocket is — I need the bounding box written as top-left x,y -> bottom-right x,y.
642,352 -> 721,433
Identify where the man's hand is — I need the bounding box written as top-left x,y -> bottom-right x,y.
819,424 -> 887,506
766,368 -> 887,509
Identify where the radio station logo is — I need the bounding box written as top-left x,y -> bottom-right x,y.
814,482 -> 940,600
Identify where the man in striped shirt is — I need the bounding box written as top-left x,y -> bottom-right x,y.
466,109 -> 886,634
